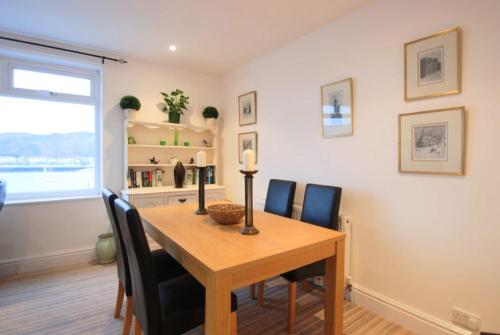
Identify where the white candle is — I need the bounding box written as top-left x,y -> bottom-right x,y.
196,151 -> 206,167
243,149 -> 255,171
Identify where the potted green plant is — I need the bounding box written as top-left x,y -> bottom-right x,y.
202,106 -> 219,128
161,89 -> 189,124
119,95 -> 141,120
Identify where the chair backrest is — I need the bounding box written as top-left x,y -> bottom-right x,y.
101,188 -> 132,295
300,184 -> 342,230
114,198 -> 162,335
264,179 -> 296,218
0,179 -> 6,212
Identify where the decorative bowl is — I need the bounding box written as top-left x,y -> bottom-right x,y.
207,204 -> 245,225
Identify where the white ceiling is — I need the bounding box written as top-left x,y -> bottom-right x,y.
0,0 -> 372,75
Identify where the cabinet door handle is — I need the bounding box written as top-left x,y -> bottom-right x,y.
178,198 -> 187,203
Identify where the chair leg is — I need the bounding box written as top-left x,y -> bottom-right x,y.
250,284 -> 256,299
134,317 -> 142,335
301,279 -> 309,291
123,296 -> 133,335
288,282 -> 297,335
114,281 -> 125,318
230,311 -> 238,335
258,281 -> 265,306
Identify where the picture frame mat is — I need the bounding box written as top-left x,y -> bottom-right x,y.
238,132 -> 258,163
238,91 -> 257,126
399,106 -> 465,175
404,27 -> 461,101
321,77 -> 353,138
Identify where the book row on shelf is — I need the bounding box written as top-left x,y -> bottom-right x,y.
127,166 -> 216,189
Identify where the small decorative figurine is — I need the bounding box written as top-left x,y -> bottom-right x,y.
128,136 -> 136,144
157,170 -> 164,186
202,140 -> 212,147
189,157 -> 195,164
149,157 -> 160,165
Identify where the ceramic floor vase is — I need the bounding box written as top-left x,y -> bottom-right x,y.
95,233 -> 116,264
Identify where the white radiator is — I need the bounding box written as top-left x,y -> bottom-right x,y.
256,199 -> 352,285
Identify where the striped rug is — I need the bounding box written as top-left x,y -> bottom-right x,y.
0,263 -> 413,335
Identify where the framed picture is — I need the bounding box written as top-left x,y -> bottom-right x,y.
239,91 -> 257,126
321,78 -> 353,137
405,27 -> 461,101
238,132 -> 257,163
399,107 -> 465,175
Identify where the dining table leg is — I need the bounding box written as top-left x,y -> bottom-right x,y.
205,272 -> 232,335
324,239 -> 345,335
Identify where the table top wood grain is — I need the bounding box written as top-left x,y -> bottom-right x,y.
139,202 -> 345,275
139,202 -> 346,334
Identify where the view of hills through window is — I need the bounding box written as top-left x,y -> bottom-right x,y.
0,96 -> 96,196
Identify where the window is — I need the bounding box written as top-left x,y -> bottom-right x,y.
0,57 -> 101,202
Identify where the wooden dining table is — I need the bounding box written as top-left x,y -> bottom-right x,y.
139,202 -> 346,335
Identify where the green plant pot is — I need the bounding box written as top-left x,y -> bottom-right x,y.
168,111 -> 181,124
95,233 -> 116,264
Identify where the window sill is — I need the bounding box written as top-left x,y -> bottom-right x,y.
5,194 -> 102,206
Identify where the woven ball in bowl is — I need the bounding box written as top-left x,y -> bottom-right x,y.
207,204 -> 245,225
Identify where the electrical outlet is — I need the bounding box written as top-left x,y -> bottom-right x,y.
452,307 -> 481,330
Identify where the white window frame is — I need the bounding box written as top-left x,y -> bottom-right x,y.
0,55 -> 102,203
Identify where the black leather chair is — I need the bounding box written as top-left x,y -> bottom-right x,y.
252,179 -> 296,304
114,198 -> 239,335
102,189 -> 187,335
280,184 -> 342,334
264,179 -> 296,218
0,179 -> 6,212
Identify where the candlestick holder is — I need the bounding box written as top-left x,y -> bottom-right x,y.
239,170 -> 259,235
195,166 -> 207,215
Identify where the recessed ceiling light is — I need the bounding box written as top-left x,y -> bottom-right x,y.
169,45 -> 177,52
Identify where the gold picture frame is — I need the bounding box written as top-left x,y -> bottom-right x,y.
238,132 -> 258,163
238,91 -> 257,126
404,27 -> 461,101
321,78 -> 353,137
398,106 -> 465,175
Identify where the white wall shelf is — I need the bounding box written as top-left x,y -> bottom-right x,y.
128,163 -> 217,168
122,184 -> 224,196
128,144 -> 215,150
128,120 -> 216,134
123,116 -> 221,202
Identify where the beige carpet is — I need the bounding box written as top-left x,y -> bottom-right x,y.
0,263 -> 414,335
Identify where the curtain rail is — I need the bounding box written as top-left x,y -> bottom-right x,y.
0,36 -> 127,64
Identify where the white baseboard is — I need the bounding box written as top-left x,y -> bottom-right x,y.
352,283 -> 473,335
0,247 -> 95,278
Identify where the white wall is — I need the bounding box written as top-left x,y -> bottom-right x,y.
0,38 -> 222,273
221,0 -> 500,332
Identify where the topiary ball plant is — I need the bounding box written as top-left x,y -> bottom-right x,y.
202,106 -> 219,119
120,95 -> 141,111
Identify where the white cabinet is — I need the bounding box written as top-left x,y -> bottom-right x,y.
133,196 -> 165,208
122,185 -> 225,209
167,194 -> 197,205
121,119 -> 224,209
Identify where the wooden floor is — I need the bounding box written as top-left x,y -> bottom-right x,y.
0,263 -> 414,335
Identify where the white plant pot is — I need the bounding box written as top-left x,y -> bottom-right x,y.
124,109 -> 137,120
205,118 -> 216,128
